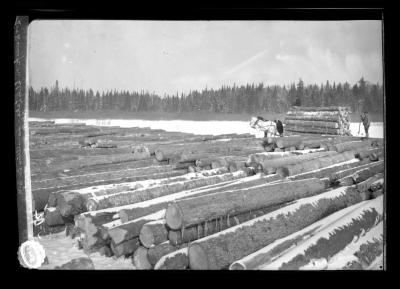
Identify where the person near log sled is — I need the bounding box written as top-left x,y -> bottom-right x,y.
274,119 -> 284,137
360,111 -> 370,138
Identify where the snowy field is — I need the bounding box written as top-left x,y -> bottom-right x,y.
29,118 -> 384,139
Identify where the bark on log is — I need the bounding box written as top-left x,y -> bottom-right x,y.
87,171 -> 248,211
132,246 -> 152,270
168,203 -> 288,246
246,152 -> 293,167
111,237 -> 140,258
131,146 -> 151,160
329,160 -> 384,183
44,207 -> 66,226
229,199 -> 369,270
139,220 -> 169,248
258,196 -> 383,270
186,185 -> 363,270
356,173 -> 384,193
290,106 -> 351,112
31,126 -> 101,135
106,210 -> 165,246
284,115 -> 341,122
288,159 -> 369,181
165,178 -> 328,230
284,119 -> 340,129
276,151 -> 356,178
355,148 -> 382,161
154,247 -> 189,270
148,241 -> 185,266
332,140 -> 376,153
118,172 -> 276,223
260,151 -> 337,175
284,125 -> 341,135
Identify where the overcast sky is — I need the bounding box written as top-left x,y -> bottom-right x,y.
28,20 -> 383,95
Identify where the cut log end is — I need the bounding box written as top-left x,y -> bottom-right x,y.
139,226 -> 155,248
276,167 -> 290,178
165,203 -> 184,230
133,247 -> 152,270
86,199 -> 98,212
188,243 -> 208,270
229,262 -> 246,270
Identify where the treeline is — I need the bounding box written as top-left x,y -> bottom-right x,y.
29,78 -> 383,114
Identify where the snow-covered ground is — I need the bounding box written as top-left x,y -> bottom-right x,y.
29,118 -> 384,139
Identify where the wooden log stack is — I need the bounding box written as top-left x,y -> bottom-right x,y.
284,106 -> 352,136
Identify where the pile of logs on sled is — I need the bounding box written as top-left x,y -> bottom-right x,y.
30,121 -> 384,270
283,106 -> 352,136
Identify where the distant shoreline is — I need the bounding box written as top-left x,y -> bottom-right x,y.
29,110 -> 384,123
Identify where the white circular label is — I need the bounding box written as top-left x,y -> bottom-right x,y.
18,240 -> 46,269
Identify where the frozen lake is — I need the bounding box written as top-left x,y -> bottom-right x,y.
29,118 -> 384,139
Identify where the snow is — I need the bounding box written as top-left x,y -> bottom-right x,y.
29,117 -> 384,139
326,220 -> 383,270
260,196 -> 383,270
229,199 -> 367,270
154,247 -> 188,270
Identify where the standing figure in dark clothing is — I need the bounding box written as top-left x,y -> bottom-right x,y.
274,119 -> 284,137
360,111 -> 370,138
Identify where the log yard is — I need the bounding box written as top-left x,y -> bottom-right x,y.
26,106 -> 385,270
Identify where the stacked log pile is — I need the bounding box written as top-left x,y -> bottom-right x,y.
284,106 -> 352,136
30,120 -> 384,270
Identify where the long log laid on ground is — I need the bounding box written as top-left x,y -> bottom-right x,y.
139,219 -> 169,248
260,151 -> 338,174
332,140 -> 376,153
284,119 -> 340,129
29,147 -> 133,159
132,246 -> 152,270
33,165 -> 176,190
258,196 -> 383,270
329,160 -> 384,183
355,148 -> 382,161
118,173 -> 279,223
30,126 -> 102,135
165,178 -> 329,230
288,159 -> 369,181
86,171 -> 251,211
148,241 -> 186,267
356,173 -> 384,194
276,151 -> 356,177
326,220 -> 383,270
336,161 -> 384,187
168,203 -> 288,246
31,158 -> 166,181
33,169 -> 188,212
56,168 -> 231,217
229,199 -> 370,270
186,185 -> 364,270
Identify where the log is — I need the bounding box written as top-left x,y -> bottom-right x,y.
329,160 -> 384,183
370,179 -> 384,192
338,161 -> 384,186
106,210 -> 166,246
276,151 -> 356,178
154,247 -> 189,270
355,148 -> 382,161
131,146 -> 151,160
132,246 -> 152,269
186,185 -> 363,270
148,241 -> 185,266
332,140 -> 376,153
284,125 -> 341,135
260,151 -> 337,175
356,173 -> 384,193
246,151 -> 294,167
111,237 -> 140,258
168,203 -> 288,246
44,207 -> 66,226
284,115 -> 341,122
326,221 -> 383,270
165,178 -> 328,230
87,171 -> 248,211
118,172 -> 276,223
31,126 -> 101,135
290,106 -> 351,112
258,196 -> 383,270
284,119 -> 340,129
229,199 -> 369,270
288,159 -> 369,181
139,220 -> 169,248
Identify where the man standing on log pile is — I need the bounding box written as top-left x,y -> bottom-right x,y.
274,119 -> 284,137
360,111 -> 370,139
